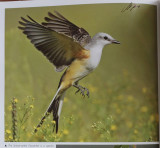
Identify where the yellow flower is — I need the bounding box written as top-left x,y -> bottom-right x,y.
14,98 -> 18,103
113,103 -> 118,108
57,133 -> 62,138
51,120 -> 56,124
64,97 -> 68,103
42,119 -> 46,122
127,95 -> 134,101
53,135 -> 57,139
69,121 -> 73,125
6,130 -> 11,134
140,106 -> 148,113
126,121 -> 133,128
63,129 -> 69,135
9,136 -> 13,140
142,87 -> 147,94
46,112 -> 50,115
36,127 -> 40,131
8,105 -> 12,111
34,126 -> 36,129
30,105 -> 34,108
88,85 -> 97,93
117,95 -> 123,100
134,129 -> 138,134
116,109 -> 121,114
150,115 -> 155,122
27,132 -> 31,137
123,69 -> 128,76
79,139 -> 84,142
111,125 -> 117,131
21,126 -> 25,130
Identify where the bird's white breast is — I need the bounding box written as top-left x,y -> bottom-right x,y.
84,43 -> 103,71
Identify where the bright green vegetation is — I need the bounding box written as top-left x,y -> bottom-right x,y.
5,3 -> 158,142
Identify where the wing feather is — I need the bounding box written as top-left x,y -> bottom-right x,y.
42,11 -> 91,47
18,15 -> 87,69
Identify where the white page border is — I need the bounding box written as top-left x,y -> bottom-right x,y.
0,0 -> 158,9
0,0 -> 159,147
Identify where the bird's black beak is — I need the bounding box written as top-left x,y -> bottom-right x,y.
112,40 -> 120,44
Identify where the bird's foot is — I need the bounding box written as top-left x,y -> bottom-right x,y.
83,87 -> 90,97
74,84 -> 90,98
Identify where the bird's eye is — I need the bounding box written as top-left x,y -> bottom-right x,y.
104,36 -> 108,40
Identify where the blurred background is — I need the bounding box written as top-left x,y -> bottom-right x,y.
5,3 -> 159,142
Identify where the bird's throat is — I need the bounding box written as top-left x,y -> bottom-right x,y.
86,45 -> 103,71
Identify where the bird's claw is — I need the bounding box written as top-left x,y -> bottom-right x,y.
75,89 -> 80,94
80,90 -> 85,97
75,86 -> 90,98
84,87 -> 90,97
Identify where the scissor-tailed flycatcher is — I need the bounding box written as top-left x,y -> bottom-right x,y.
18,11 -> 120,133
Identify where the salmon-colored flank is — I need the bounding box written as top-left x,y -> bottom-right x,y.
74,49 -> 90,59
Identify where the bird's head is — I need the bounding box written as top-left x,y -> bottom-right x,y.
92,32 -> 120,47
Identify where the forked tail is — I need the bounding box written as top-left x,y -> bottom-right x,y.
34,87 -> 65,133
52,92 -> 65,133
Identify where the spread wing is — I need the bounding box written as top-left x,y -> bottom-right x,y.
18,15 -> 88,71
42,11 -> 91,47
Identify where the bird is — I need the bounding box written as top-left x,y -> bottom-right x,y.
18,11 -> 120,133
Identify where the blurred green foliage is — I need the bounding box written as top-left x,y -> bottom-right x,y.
5,3 -> 158,142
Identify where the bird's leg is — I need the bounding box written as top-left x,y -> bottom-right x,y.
74,81 -> 81,94
73,82 -> 90,97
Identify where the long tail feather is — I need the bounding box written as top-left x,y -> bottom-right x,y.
52,97 -> 60,133
34,87 -> 61,133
